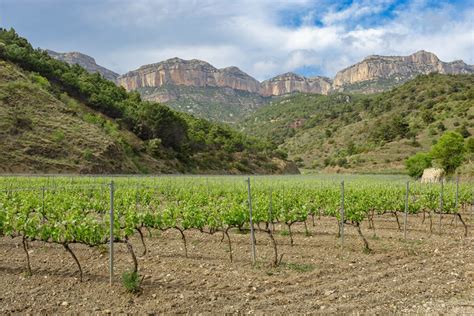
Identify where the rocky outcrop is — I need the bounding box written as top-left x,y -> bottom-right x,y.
119,58 -> 332,97
122,51 -> 472,98
46,50 -> 119,82
333,50 -> 474,91
259,72 -> 332,96
118,58 -> 260,93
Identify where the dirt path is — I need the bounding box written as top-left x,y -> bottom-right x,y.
0,213 -> 472,314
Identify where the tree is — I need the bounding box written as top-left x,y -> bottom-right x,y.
405,152 -> 432,178
430,131 -> 466,175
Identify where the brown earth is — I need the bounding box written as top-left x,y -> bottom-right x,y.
0,213 -> 473,314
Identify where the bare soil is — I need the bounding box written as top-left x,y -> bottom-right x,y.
0,213 -> 473,314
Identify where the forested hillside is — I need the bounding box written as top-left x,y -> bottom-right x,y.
240,74 -> 474,174
0,28 -> 296,174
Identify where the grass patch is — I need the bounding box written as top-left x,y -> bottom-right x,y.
122,270 -> 143,294
282,262 -> 315,273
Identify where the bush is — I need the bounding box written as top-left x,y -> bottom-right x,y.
52,130 -> 65,142
29,72 -> 50,90
122,270 -> 142,294
405,152 -> 432,178
466,137 -> 474,153
455,124 -> 471,138
146,138 -> 162,157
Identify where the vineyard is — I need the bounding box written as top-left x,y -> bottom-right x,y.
0,175 -> 474,312
0,177 -> 473,280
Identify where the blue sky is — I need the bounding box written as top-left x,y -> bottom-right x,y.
1,0 -> 473,80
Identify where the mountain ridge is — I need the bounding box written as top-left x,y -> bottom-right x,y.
46,49 -> 120,82
47,49 -> 474,97
118,51 -> 474,97
48,49 -> 474,123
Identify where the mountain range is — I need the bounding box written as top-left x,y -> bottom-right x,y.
1,29 -> 296,174
2,29 -> 472,176
47,49 -> 474,122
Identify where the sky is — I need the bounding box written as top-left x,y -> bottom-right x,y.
1,0 -> 473,80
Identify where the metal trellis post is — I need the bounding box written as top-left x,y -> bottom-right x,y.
247,177 -> 256,265
340,180 -> 345,249
404,181 -> 409,240
109,181 -> 114,286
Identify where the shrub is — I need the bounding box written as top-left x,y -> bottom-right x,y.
83,149 -> 93,161
455,124 -> 471,138
466,137 -> 474,153
430,131 -> 465,175
122,270 -> 142,294
29,72 -> 50,90
405,152 -> 432,178
52,130 -> 65,142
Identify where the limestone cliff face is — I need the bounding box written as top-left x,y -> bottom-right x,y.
46,50 -> 119,82
118,58 -> 260,93
333,50 -> 474,90
119,58 -> 331,96
119,51 -> 473,98
259,72 -> 332,96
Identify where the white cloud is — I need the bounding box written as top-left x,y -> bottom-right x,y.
68,0 -> 474,80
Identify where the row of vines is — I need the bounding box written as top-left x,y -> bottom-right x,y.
0,176 -> 472,282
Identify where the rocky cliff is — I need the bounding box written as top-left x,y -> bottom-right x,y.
118,58 -> 260,93
46,50 -> 119,82
118,58 -> 333,97
260,72 -> 332,96
333,50 -> 474,92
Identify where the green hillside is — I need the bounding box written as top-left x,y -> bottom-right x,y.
239,74 -> 474,174
139,84 -> 270,123
0,28 -> 297,174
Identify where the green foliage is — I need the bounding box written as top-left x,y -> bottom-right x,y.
0,28 -> 287,173
28,72 -> 50,90
370,114 -> 409,142
430,131 -> 466,175
142,84 -> 269,123
83,149 -> 93,161
239,72 -> 474,173
146,138 -> 162,157
466,137 -> 474,153
52,130 -> 65,143
405,152 -> 432,178
133,101 -> 188,150
122,271 -> 142,294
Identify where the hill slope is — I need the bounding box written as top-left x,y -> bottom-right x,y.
0,28 -> 297,174
0,60 -> 174,173
135,84 -> 270,123
239,74 -> 474,174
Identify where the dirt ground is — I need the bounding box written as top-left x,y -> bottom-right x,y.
0,212 -> 473,314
